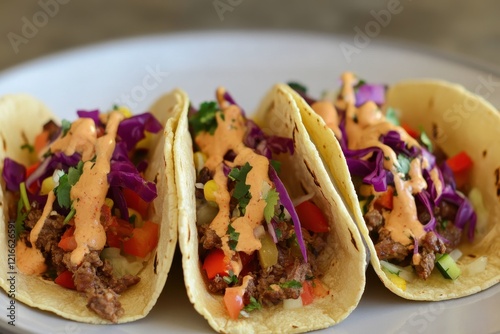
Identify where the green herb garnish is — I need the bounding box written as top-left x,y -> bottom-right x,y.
419,126 -> 433,152
385,107 -> 400,126
287,82 -> 307,94
188,101 -> 220,135
229,162 -> 253,215
244,297 -> 262,312
227,224 -> 239,251
264,188 -> 279,224
280,280 -> 302,289
396,154 -> 411,176
61,119 -> 72,137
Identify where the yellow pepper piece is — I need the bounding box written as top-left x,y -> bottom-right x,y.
204,180 -> 218,202
128,208 -> 144,227
258,232 -> 278,269
40,176 -> 56,195
136,131 -> 152,150
114,106 -> 133,118
382,267 -> 407,291
193,152 -> 207,174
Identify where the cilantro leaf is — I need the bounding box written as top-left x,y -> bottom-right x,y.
244,296 -> 262,312
419,126 -> 433,152
68,161 -> 84,186
227,224 -> 239,251
280,280 -> 302,289
287,82 -> 308,94
264,188 -> 279,223
188,101 -> 220,135
61,119 -> 72,137
353,79 -> 367,90
21,143 -> 34,153
396,154 -> 411,176
229,163 -> 253,215
14,200 -> 27,241
385,107 -> 400,126
55,173 -> 71,209
223,273 -> 238,285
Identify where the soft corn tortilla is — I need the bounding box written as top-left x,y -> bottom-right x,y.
176,85 -> 366,334
0,91 -> 185,323
286,80 -> 500,300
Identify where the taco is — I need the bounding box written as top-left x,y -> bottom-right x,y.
283,73 -> 500,300
0,90 -> 186,323
176,86 -> 366,333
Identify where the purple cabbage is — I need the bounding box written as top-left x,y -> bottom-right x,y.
269,166 -> 308,262
244,119 -> 294,159
117,112 -> 162,151
2,158 -> 26,192
77,109 -> 101,126
355,84 -> 386,107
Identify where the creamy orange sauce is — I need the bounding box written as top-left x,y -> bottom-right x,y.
50,117 -> 97,162
195,88 -> 272,276
310,101 -> 342,139
15,240 -> 47,275
312,72 -> 428,244
29,190 -> 56,246
19,111 -> 125,271
429,167 -> 443,196
70,111 -> 124,265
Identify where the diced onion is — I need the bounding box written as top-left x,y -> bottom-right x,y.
100,247 -> 143,277
283,298 -> 302,310
449,249 -> 463,262
380,260 -> 415,282
464,256 -> 488,276
253,225 -> 265,239
195,182 -> 204,189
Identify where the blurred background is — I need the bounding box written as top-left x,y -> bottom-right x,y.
0,0 -> 499,71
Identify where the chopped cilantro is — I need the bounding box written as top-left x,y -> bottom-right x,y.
223,273 -> 238,285
14,200 -> 27,241
277,205 -> 286,222
396,154 -> 411,176
227,224 -> 239,251
419,126 -> 433,152
263,188 -> 279,223
68,161 -> 83,186
275,228 -> 282,240
280,280 -> 302,289
188,101 -> 220,135
61,119 -> 72,137
129,214 -> 137,225
229,163 -> 253,215
21,143 -> 34,153
385,107 -> 400,126
244,297 -> 262,312
270,160 -> 281,173
353,79 -> 367,90
112,104 -> 119,110
55,173 -> 71,209
439,219 -> 449,230
287,82 -> 307,94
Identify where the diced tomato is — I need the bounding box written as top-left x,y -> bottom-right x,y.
374,186 -> 394,210
34,131 -> 50,156
123,187 -> 149,219
106,216 -> 134,248
202,248 -> 229,279
401,123 -> 419,139
58,226 -> 77,251
446,151 -> 473,189
122,220 -> 159,258
311,278 -> 329,298
55,270 -> 76,290
223,287 -> 244,319
295,201 -> 330,233
301,281 -> 314,306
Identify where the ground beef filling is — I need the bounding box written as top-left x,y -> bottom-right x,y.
366,198 -> 462,279
198,221 -> 326,307
20,203 -> 140,322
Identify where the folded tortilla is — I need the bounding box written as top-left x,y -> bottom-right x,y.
176,86 -> 366,333
0,91 -> 186,323
284,79 -> 500,300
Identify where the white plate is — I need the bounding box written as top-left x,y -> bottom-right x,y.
0,31 -> 499,334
